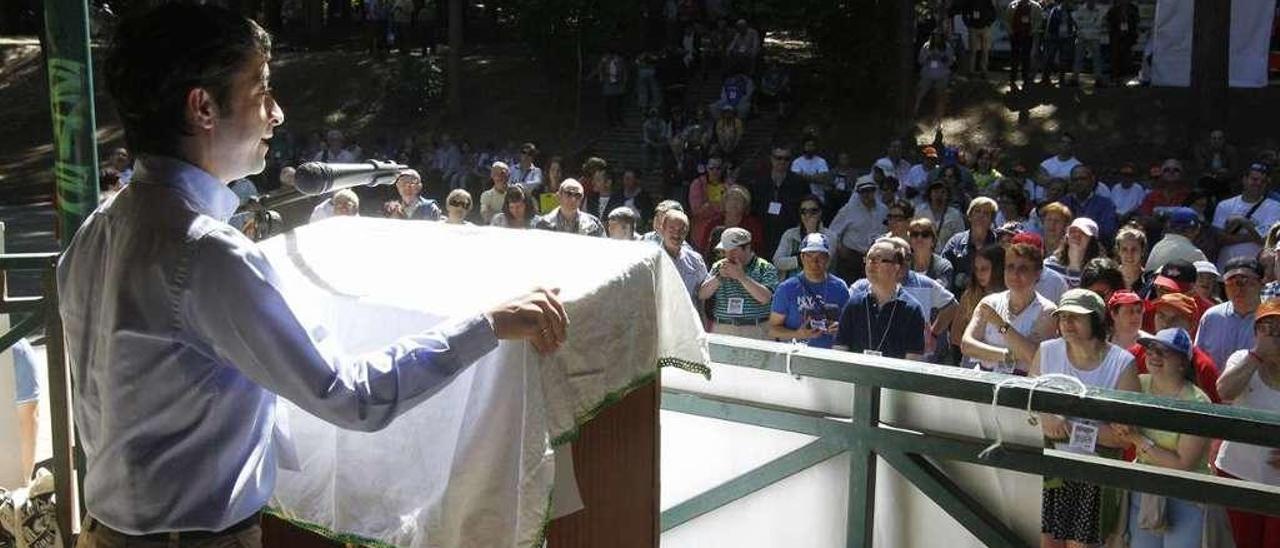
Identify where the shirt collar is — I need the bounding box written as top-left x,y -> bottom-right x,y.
131,155 -> 242,222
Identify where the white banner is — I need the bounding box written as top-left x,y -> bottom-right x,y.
1150,0 -> 1276,88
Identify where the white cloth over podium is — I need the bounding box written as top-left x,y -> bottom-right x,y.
257,217 -> 708,547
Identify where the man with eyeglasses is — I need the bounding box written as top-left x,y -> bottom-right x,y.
1059,164 -> 1118,245
1137,158 -> 1191,217
382,169 -> 442,220
1196,257 -> 1264,371
830,179 -> 889,284
833,239 -> 926,360
698,228 -> 779,340
851,236 -> 958,361
479,161 -> 511,225
1213,163 -> 1279,269
750,146 -> 808,258
534,178 -> 604,237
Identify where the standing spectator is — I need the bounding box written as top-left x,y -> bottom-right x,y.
442,189 -> 473,225
908,218 -> 956,290
1109,163 -> 1148,218
1040,0 -> 1078,86
830,179 -> 889,283
942,197 -> 999,293
1038,133 -> 1083,181
660,210 -> 709,312
643,200 -> 686,245
725,19 -> 760,71
1214,300 -> 1280,548
951,244 -> 1006,364
1061,165 -> 1119,244
917,181 -> 967,246
915,31 -> 955,124
1145,207 -> 1210,272
606,207 -> 641,240
833,239 -> 927,360
382,169 -> 441,220
712,68 -> 754,120
642,109 -> 671,175
753,148 -> 810,258
962,241 -> 1058,373
1114,226 -> 1148,291
508,143 -> 544,192
479,161 -> 511,224
767,233 -> 849,349
634,51 -> 662,114
535,179 -> 604,236
491,184 -> 537,229
596,49 -> 629,128
790,138 -> 832,204
1006,0 -> 1044,90
1119,328 -> 1213,548
699,228 -> 780,339
960,0 -> 997,76
773,196 -> 839,280
1213,163 -> 1280,268
1072,0 -> 1106,86
1196,257 -> 1264,370
1031,289 -> 1140,548
714,105 -> 744,158
1192,129 -> 1242,183
1137,159 -> 1192,217
312,129 -> 357,163
876,139 -> 915,184
1044,217 -> 1108,289
1105,0 -> 1140,85
689,155 -> 732,251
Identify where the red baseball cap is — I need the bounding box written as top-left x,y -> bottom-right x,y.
1010,232 -> 1044,251
1107,290 -> 1142,308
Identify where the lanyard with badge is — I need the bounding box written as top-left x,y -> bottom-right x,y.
863,292 -> 898,357
799,276 -> 831,331
1056,419 -> 1100,454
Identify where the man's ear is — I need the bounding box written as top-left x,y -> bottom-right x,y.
185,87 -> 220,132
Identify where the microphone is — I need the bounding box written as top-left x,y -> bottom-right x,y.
294,160 -> 409,196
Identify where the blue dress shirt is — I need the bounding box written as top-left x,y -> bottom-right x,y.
57,156 -> 497,534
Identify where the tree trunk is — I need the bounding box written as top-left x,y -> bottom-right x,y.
305,0 -> 323,47
896,0 -> 918,127
1189,0 -> 1230,137
446,0 -> 463,118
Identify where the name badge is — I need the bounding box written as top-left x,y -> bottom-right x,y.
1063,421 -> 1099,454
1119,22 -> 1128,32
768,201 -> 783,215
972,10 -> 981,19
863,350 -> 883,357
929,61 -> 942,70
727,297 -> 746,315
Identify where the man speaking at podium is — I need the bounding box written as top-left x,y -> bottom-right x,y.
57,5 -> 568,546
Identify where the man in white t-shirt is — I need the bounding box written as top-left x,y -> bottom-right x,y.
1108,163 -> 1148,217
904,146 -> 940,197
1213,163 -> 1280,268
1038,132 -> 1109,199
875,138 -> 914,183
791,137 -> 831,202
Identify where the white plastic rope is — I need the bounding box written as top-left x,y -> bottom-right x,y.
977,373 -> 1088,460
784,339 -> 806,380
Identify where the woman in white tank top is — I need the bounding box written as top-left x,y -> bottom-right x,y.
1030,288 -> 1141,548
961,240 -> 1057,374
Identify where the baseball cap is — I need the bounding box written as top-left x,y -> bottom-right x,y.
855,178 -> 877,193
1054,288 -> 1106,317
1194,260 -> 1221,280
1166,207 -> 1201,228
716,227 -> 753,250
1223,257 -> 1263,281
995,221 -> 1027,237
1068,217 -> 1099,238
1256,300 -> 1280,323
799,233 -> 831,255
922,146 -> 939,158
1153,292 -> 1197,322
1154,260 -> 1196,292
874,158 -> 896,175
1138,328 -> 1194,360
1107,290 -> 1142,308
1249,162 -> 1271,175
1010,231 -> 1044,251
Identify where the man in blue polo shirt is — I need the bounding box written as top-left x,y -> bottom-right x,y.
768,233 -> 849,348
834,239 -> 927,360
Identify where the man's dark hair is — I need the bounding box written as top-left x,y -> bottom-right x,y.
105,4 -> 271,157
1080,257 -> 1125,294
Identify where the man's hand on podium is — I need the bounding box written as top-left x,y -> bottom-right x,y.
487,288 -> 570,355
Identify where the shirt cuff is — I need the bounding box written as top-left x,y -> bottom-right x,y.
438,313 -> 500,373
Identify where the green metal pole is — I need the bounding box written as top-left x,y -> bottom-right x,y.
43,0 -> 100,248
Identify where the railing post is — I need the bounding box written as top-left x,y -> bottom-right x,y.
846,384 -> 880,548
42,262 -> 78,545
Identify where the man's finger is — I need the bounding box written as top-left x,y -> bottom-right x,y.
534,298 -> 568,344
536,288 -> 570,337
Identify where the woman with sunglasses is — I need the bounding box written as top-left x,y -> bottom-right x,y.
881,199 -> 914,241
908,218 -> 954,290
491,184 -> 536,229
773,195 -> 838,279
442,189 -> 475,225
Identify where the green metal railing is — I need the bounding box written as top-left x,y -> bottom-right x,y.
1,252 -> 78,548
660,334 -> 1280,548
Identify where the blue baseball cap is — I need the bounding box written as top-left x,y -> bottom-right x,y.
1138,327 -> 1194,360
799,233 -> 831,255
1166,207 -> 1201,228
